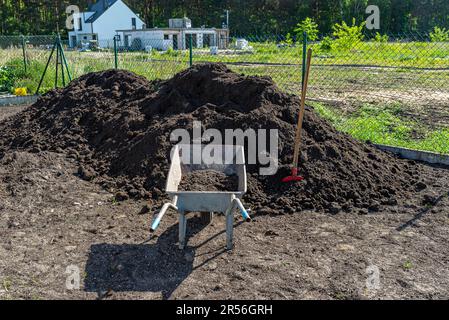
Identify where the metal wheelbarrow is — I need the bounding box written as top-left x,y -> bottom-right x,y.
150,144 -> 251,250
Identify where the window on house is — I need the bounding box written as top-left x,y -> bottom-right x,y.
78,18 -> 82,31
164,34 -> 169,40
92,34 -> 97,40
132,18 -> 136,29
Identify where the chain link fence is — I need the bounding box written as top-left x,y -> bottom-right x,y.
1,33 -> 448,154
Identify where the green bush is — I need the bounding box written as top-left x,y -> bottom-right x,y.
4,58 -> 49,94
430,26 -> 449,42
0,58 -> 28,92
0,66 -> 16,92
332,18 -> 365,50
294,17 -> 319,42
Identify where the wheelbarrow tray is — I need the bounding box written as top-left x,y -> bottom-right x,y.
166,144 -> 247,213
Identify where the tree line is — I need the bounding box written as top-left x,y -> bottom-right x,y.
1,0 -> 448,36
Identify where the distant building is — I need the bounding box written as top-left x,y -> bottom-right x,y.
68,0 -> 144,48
116,17 -> 230,51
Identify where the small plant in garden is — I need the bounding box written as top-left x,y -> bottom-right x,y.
281,33 -> 294,46
110,197 -> 118,205
165,47 -> 181,57
2,278 -> 12,292
430,26 -> 449,42
294,17 -> 319,42
332,18 -> 365,50
319,36 -> 333,51
374,32 -> 389,43
402,261 -> 413,270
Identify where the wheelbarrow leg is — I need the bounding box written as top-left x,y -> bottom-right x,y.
178,211 -> 187,250
225,205 -> 234,250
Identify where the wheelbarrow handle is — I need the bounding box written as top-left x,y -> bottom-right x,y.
150,197 -> 178,232
233,198 -> 251,222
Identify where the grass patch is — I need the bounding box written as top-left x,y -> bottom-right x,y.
311,101 -> 449,154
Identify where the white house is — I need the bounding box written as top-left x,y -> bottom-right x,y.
116,18 -> 230,51
68,0 -> 144,48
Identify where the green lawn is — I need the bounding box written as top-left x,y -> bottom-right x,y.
146,40 -> 449,68
311,101 -> 449,154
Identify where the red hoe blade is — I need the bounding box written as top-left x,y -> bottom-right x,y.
281,168 -> 304,183
282,48 -> 312,183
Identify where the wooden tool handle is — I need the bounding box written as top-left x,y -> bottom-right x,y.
292,48 -> 312,168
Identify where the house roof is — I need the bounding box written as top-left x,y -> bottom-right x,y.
85,0 -> 119,23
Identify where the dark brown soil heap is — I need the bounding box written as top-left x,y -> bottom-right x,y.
0,63 -> 432,214
178,170 -> 238,192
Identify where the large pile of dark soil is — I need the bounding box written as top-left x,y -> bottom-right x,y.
0,63 -> 433,214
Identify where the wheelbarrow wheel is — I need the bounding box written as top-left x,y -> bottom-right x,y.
200,212 -> 213,225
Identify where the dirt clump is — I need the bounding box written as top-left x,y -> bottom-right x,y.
179,170 -> 238,192
0,63 -> 443,214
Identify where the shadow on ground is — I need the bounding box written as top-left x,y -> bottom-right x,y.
84,215 -> 228,299
397,191 -> 449,231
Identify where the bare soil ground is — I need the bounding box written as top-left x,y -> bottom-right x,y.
1,107 -> 448,300
0,150 -> 448,300
0,105 -> 28,122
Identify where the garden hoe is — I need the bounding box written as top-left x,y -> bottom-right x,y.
282,48 -> 312,183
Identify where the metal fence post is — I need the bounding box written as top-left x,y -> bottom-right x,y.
189,34 -> 193,67
55,39 -> 59,88
58,35 -> 66,87
302,31 -> 308,91
59,39 -> 72,82
113,35 -> 118,69
21,35 -> 27,73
